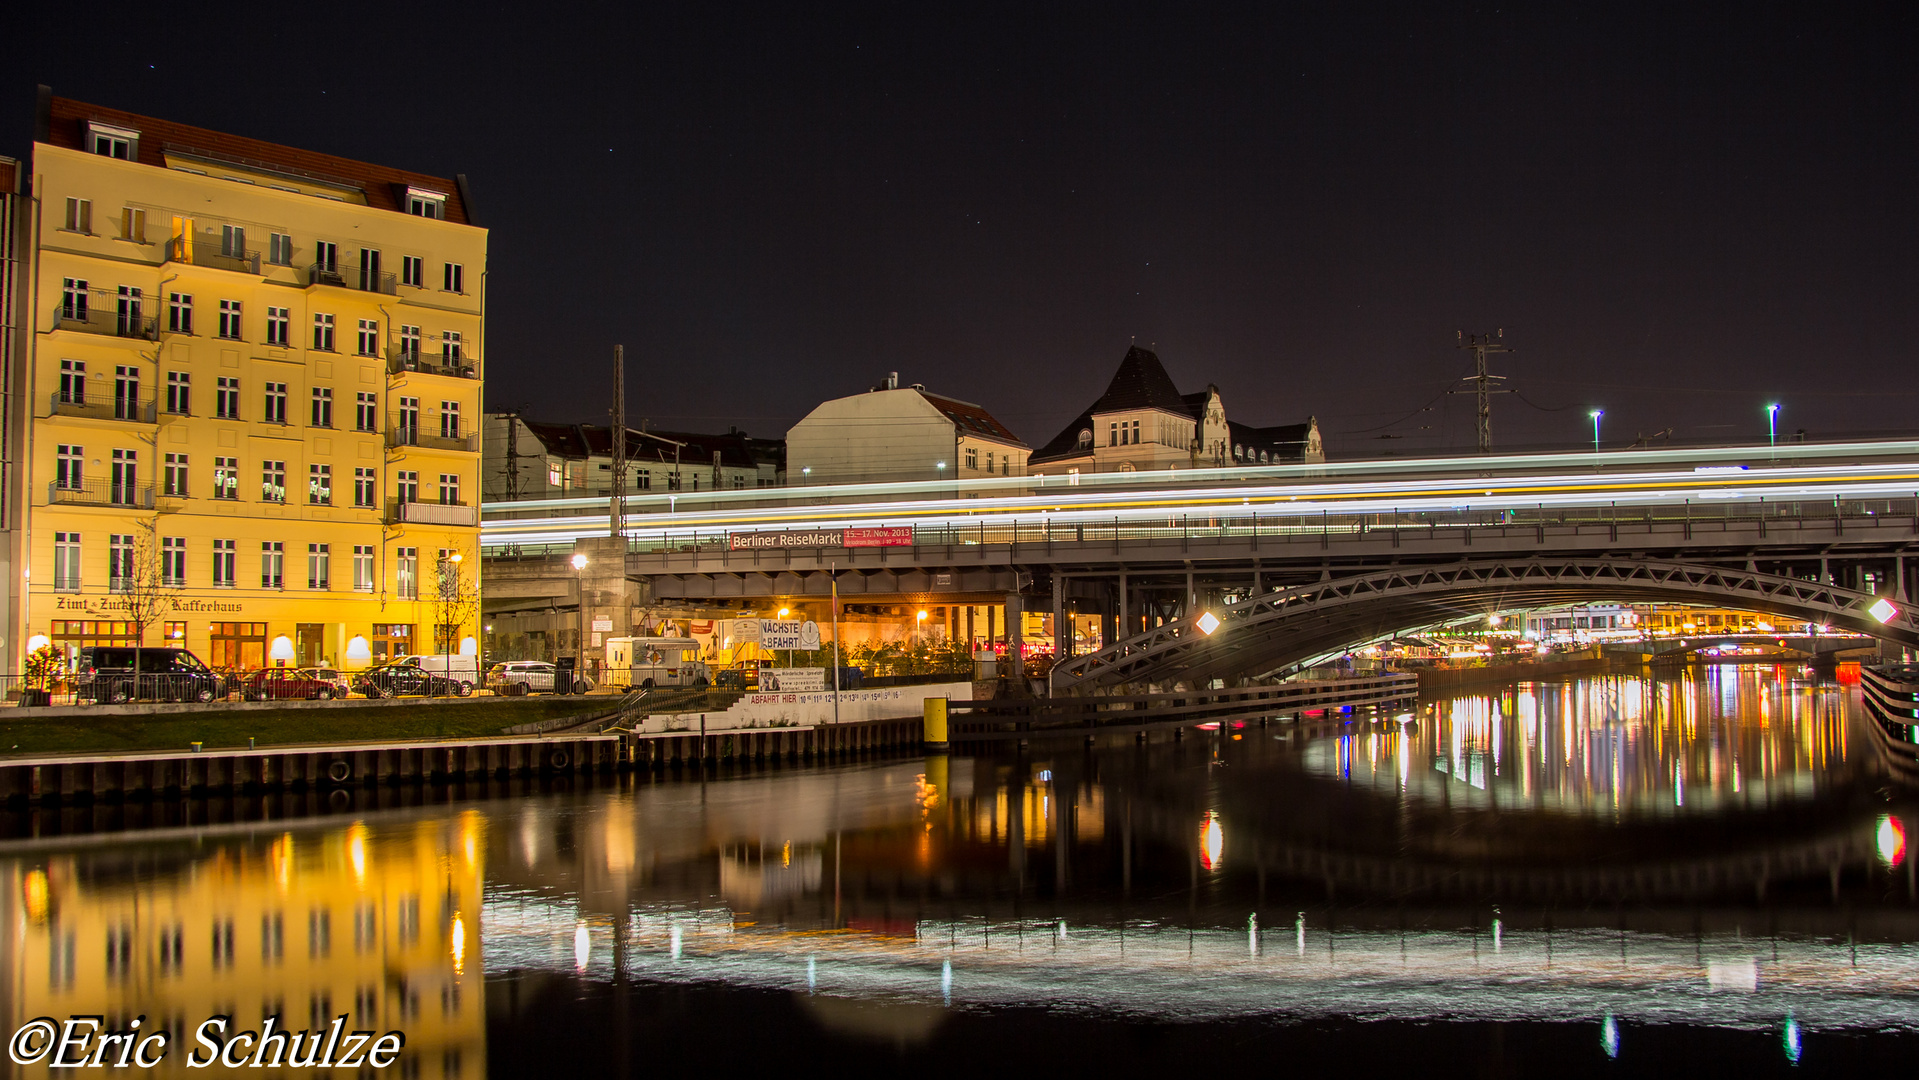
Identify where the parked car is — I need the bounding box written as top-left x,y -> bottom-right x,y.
485,661 -> 559,694
308,667 -> 352,697
391,653 -> 480,694
76,646 -> 227,704
352,659 -> 470,698
238,667 -> 342,701
713,661 -> 766,691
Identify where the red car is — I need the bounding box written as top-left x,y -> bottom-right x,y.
239,668 -> 341,701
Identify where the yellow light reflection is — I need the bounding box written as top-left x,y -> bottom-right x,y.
1200,812 -> 1224,871
451,913 -> 467,974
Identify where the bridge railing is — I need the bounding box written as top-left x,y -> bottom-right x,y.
481,496 -> 1919,559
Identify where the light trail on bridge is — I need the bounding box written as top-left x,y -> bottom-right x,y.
482,439 -> 1919,550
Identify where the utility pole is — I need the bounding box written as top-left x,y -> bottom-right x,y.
1451,330 -> 1513,453
504,411 -> 521,501
610,345 -> 626,538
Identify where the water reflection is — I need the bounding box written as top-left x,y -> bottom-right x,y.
0,667 -> 1913,1076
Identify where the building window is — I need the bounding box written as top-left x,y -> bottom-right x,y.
167,293 -> 193,334
61,279 -> 89,321
212,539 -> 236,587
213,457 -> 239,500
116,286 -> 144,336
59,359 -> 85,403
268,233 -> 293,266
399,325 -> 421,363
110,448 -> 138,504
161,537 -> 187,586
396,471 -> 419,504
372,623 -> 411,660
438,473 -> 461,505
312,314 -> 335,352
166,371 -> 190,414
442,263 -> 464,293
64,198 -> 91,233
401,255 -> 424,287
440,402 -> 461,439
113,366 -> 140,421
353,467 -> 376,508
56,444 -> 83,489
395,549 -> 418,600
398,397 -> 419,440
261,542 -> 284,590
406,190 -> 446,219
120,207 -> 145,242
310,387 -> 333,428
264,383 -> 287,424
442,332 -> 463,365
307,544 -> 330,590
635,468 -> 651,490
261,460 -> 286,503
221,224 -> 247,259
355,392 -> 377,432
266,307 -> 289,346
218,299 -> 242,340
314,240 -> 338,275
90,124 -> 137,159
164,452 -> 188,497
54,533 -> 81,591
109,534 -> 134,593
357,319 -> 379,356
965,447 -> 978,469
352,546 -> 375,592
308,464 -> 332,505
1108,422 -> 1118,447
1131,420 -> 1140,444
216,377 -> 240,419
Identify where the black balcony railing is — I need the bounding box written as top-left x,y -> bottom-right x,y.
48,391 -> 156,424
387,426 -> 477,453
164,234 -> 261,275
306,262 -> 398,295
51,305 -> 157,341
48,479 -> 155,509
387,353 -> 478,379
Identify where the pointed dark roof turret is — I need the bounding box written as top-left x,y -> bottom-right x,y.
1088,346 -> 1190,414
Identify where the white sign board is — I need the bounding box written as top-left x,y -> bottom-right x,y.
761,620 -> 804,650
592,618 -> 613,633
762,668 -> 826,691
799,621 -> 821,649
732,619 -> 761,643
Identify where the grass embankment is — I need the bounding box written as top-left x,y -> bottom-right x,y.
0,697 -> 612,758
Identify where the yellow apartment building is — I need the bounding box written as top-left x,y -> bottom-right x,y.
9,91 -> 485,672
2,814 -> 486,1077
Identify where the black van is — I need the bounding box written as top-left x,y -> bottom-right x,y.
76,646 -> 227,704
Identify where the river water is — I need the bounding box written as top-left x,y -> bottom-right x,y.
2,665 -> 1915,1078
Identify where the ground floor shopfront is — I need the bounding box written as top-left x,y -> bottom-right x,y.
27,589 -> 476,672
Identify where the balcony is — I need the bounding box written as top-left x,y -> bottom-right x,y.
387,426 -> 478,453
388,500 -> 477,527
306,262 -> 397,295
164,233 -> 261,275
387,353 -> 478,380
48,391 -> 156,424
48,479 -> 155,510
50,305 -> 157,341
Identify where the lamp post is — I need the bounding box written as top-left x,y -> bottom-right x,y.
1589,410 -> 1603,452
1767,403 -> 1780,449
571,553 -> 588,691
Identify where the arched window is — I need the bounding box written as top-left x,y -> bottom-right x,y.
1233,444 -> 1243,460
1118,461 -> 1136,473
1077,429 -> 1092,449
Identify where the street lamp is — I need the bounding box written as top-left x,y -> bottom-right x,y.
917,609 -> 928,647
571,553 -> 588,691
1589,410 -> 1603,452
1767,403 -> 1780,448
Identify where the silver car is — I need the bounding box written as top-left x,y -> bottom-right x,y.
485,661 -> 557,694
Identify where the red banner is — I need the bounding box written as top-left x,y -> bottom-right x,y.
844,526 -> 914,547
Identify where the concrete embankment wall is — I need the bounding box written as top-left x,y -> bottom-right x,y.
1417,654 -> 1646,692
637,681 -> 969,734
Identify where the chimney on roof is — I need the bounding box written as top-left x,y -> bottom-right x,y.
911,383 -> 925,392
887,372 -> 898,390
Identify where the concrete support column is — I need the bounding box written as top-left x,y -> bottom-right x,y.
1119,571 -> 1129,637
1006,591 -> 1024,663
1052,569 -> 1067,659
572,535 -> 635,684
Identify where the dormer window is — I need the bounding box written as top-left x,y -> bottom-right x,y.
1077,429 -> 1092,450
405,188 -> 447,219
87,122 -> 140,160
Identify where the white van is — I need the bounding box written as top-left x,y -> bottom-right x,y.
395,653 -> 481,692
604,637 -> 711,689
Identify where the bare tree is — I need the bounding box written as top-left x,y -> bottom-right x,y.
108,524 -> 181,644
430,552 -> 481,654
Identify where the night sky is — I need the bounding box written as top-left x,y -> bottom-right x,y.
11,3 -> 1917,457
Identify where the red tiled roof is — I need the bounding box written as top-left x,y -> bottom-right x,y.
42,96 -> 474,225
920,391 -> 1027,447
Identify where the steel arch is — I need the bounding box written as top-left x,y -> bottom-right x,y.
1051,557 -> 1919,693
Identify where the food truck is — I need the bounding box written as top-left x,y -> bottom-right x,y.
603,637 -> 711,689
